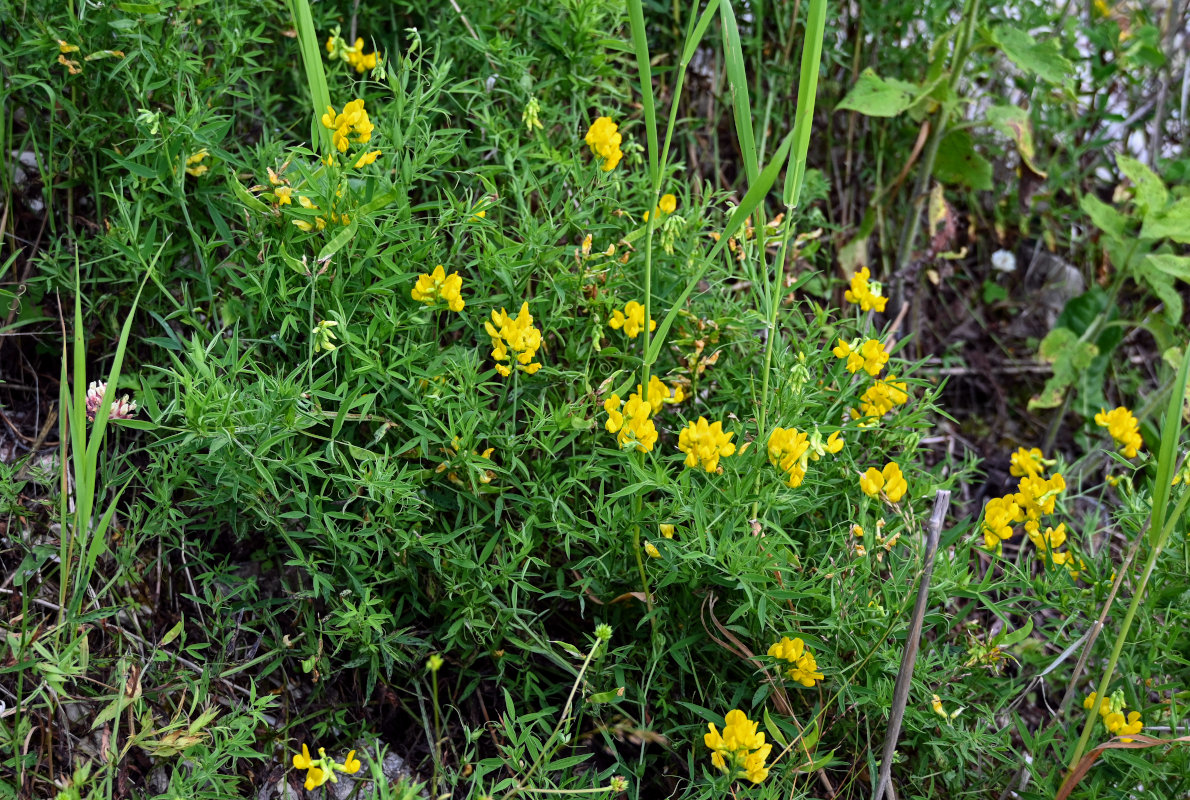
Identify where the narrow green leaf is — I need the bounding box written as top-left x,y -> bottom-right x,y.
160,619 -> 185,647
785,0 -> 828,207
224,167 -> 272,214
317,219 -> 359,261
720,0 -> 758,183
625,0 -> 658,180
681,0 -> 722,65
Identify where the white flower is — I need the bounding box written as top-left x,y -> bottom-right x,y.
991,249 -> 1017,273
85,381 -> 137,422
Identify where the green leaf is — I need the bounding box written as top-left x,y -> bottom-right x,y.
720,0 -> 758,183
1139,197 -> 1190,243
586,687 -> 625,704
763,708 -> 789,748
993,617 -> 1034,648
933,130 -> 992,190
317,219 -> 359,261
835,68 -> 921,118
1145,253 -> 1190,283
785,0 -> 828,207
1117,154 -> 1167,216
1135,259 -> 1184,324
224,167 -> 272,214
986,104 -> 1045,176
993,26 -> 1074,85
1079,194 -> 1127,240
1029,327 -> 1099,410
160,619 -> 185,647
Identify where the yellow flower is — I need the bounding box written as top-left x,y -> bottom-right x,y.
768,636 -> 823,688
353,149 -> 382,168
640,375 -> 684,407
426,654 -> 444,672
485,302 -> 543,376
981,495 -> 1020,551
677,417 -> 736,473
1095,406 -> 1143,458
584,116 -> 623,171
834,338 -> 888,377
704,709 -> 772,784
931,694 -> 946,717
342,750 -> 361,774
608,300 -> 656,339
1010,446 -> 1047,478
768,426 -> 810,487
860,462 -> 907,503
293,743 -> 361,790
659,193 -> 677,214
322,99 -> 374,153
659,524 -> 675,539
843,267 -> 887,313
1083,692 -> 1113,717
184,149 -> 209,177
1013,472 -> 1066,535
58,40 -> 80,53
1106,710 -> 1143,742
603,392 -> 657,452
854,376 -> 910,419
411,265 -> 466,313
644,541 -> 660,559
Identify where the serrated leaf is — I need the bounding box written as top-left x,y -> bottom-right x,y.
835,69 -> 921,118
933,130 -> 992,190
994,26 -> 1073,85
1139,197 -> 1190,243
986,104 -> 1045,176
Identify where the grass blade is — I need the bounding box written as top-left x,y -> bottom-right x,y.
785,0 -> 828,208
626,0 -> 659,181
720,0 -> 758,184
286,0 -> 333,155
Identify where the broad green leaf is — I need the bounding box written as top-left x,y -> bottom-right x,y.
994,26 -> 1073,85
763,708 -> 789,748
1146,253 -> 1190,282
986,104 -> 1045,176
1117,154 -> 1167,215
1135,259 -> 1184,324
1029,327 -> 1098,410
933,130 -> 992,190
1139,197 -> 1190,243
1079,194 -> 1127,240
835,69 -> 921,118
994,617 -> 1034,647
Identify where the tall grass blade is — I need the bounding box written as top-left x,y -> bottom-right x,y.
286,0 -> 334,155
784,0 -> 828,208
626,0 -> 659,181
720,0 -> 758,184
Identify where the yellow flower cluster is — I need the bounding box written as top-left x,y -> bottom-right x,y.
411,265 -> 465,312
768,637 -> 823,688
980,451 -> 1073,571
677,417 -> 736,473
767,426 -> 810,487
704,710 -> 772,784
609,300 -> 656,339
1094,406 -> 1143,458
584,116 -> 623,171
292,194 -> 352,232
604,392 -> 658,452
853,376 -> 909,420
326,34 -> 379,73
485,302 -> 542,376
851,520 -> 900,560
293,745 -> 361,792
859,461 -> 908,503
1009,446 -> 1048,477
832,338 -> 890,377
321,99 -> 375,154
1084,692 -> 1144,742
844,267 -> 888,313
184,149 -> 209,177
641,375 -> 685,407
